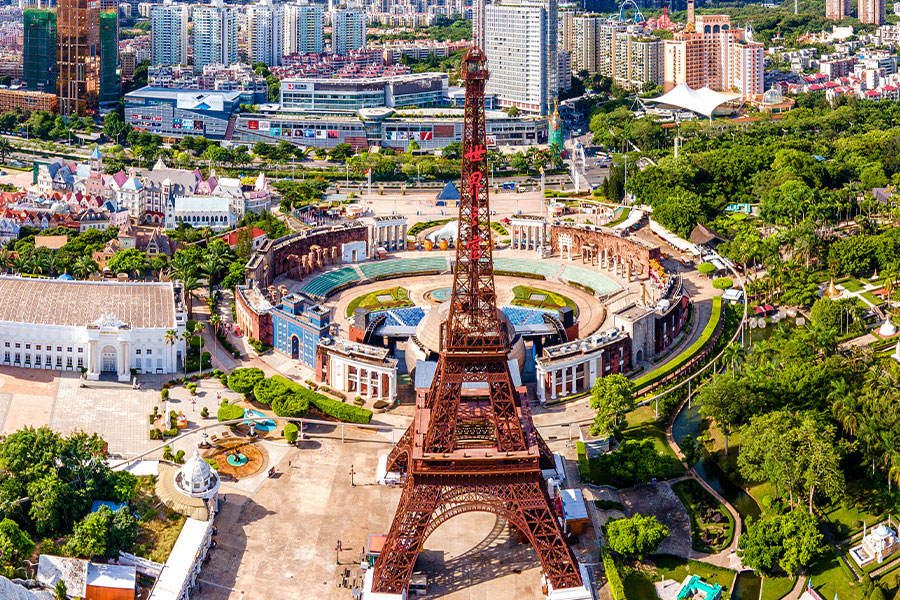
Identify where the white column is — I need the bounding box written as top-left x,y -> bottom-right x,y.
537,366 -> 545,403
569,365 -> 576,394
589,357 -> 597,381
388,372 -> 396,403
550,370 -> 557,399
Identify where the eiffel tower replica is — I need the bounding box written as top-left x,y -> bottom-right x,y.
366,47 -> 586,598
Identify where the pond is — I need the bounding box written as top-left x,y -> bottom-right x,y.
672,401 -> 762,524
732,570 -> 762,600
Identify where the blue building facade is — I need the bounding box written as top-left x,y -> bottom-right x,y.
272,294 -> 330,368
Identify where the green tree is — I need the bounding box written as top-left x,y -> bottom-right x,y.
106,248 -> 147,276
65,506 -> 137,559
55,580 -> 67,600
605,514 -> 669,559
698,375 -> 761,455
0,518 -> 35,566
589,374 -> 635,437
809,297 -> 842,331
652,187 -> 705,238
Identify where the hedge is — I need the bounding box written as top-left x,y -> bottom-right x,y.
270,375 -> 372,424
253,378 -> 290,405
576,441 -> 590,482
633,296 -> 723,389
712,277 -> 733,290
217,404 -> 245,422
272,394 -> 309,418
601,547 -> 625,600
228,368 -> 265,395
284,422 -> 299,443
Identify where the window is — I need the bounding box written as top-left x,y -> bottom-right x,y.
25,344 -> 30,350
36,345 -> 41,350
14,353 -> 19,363
147,349 -> 152,355
14,343 -> 19,349
35,356 -> 41,366
77,347 -> 83,353
66,357 -> 72,368
136,349 -> 141,355
3,352 -> 8,363
67,347 -> 72,353
57,346 -> 62,352
3,342 -> 7,348
56,356 -> 61,367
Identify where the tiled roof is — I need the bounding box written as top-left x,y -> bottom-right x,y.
0,277 -> 177,329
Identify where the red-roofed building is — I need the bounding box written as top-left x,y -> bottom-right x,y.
219,227 -> 268,251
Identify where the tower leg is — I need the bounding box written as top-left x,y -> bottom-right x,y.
371,478 -> 440,595
385,424 -> 412,474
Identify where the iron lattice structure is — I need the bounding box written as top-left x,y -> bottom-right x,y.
371,47 -> 583,596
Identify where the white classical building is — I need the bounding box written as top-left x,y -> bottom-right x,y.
318,337 -> 398,402
165,196 -> 236,231
851,522 -> 900,566
0,277 -> 186,381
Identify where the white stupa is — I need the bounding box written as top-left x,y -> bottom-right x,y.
880,320 -> 899,337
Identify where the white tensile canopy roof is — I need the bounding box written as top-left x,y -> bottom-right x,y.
646,84 -> 742,117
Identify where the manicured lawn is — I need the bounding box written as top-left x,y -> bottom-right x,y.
624,555 -> 738,600
807,547 -> 864,600
491,221 -> 508,236
823,502 -> 885,543
510,285 -> 578,315
345,286 -> 412,317
653,554 -> 737,593
861,290 -> 885,307
606,207 -> 631,227
821,470 -> 887,542
839,278 -> 865,292
760,575 -> 796,600
622,405 -> 683,466
624,571 -> 658,599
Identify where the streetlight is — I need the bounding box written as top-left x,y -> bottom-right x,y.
349,464 -> 356,487
335,540 -> 342,565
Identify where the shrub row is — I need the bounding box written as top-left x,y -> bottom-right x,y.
271,375 -> 372,424
633,296 -> 723,390
228,367 -> 265,395
601,547 -> 625,600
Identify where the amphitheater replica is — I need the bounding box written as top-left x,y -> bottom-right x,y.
235,212 -> 689,407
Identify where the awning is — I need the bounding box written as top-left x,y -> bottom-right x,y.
646,84 -> 742,117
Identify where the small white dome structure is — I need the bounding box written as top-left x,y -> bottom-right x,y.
879,320 -> 898,337
175,450 -> 220,499
762,85 -> 784,105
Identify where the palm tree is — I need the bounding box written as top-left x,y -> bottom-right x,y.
194,322 -> 207,371
164,329 -> 179,375
72,256 -> 98,280
0,138 -> 14,164
829,381 -> 860,436
209,315 -> 222,366
181,330 -> 192,377
180,275 -> 201,320
721,343 -> 745,376
0,247 -> 13,274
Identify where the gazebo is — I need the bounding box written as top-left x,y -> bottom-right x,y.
155,449 -> 221,520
